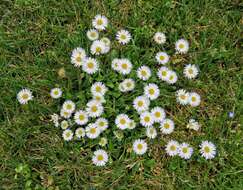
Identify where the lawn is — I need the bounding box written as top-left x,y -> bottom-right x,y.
0,0 -> 242,189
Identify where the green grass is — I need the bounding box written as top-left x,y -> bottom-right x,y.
0,0 -> 242,189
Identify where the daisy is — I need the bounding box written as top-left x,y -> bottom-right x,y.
92,14 -> 108,31
155,52 -> 170,65
166,70 -> 178,84
50,88 -> 62,99
187,119 -> 201,131
86,29 -> 99,41
92,94 -> 106,104
199,141 -> 216,160
71,47 -> 86,67
99,137 -> 108,146
118,58 -> 132,75
115,114 -> 130,130
157,66 -> 170,81
60,108 -> 72,119
60,120 -> 69,130
127,119 -> 136,130
92,149 -> 109,166
86,100 -> 104,118
175,39 -> 189,54
165,140 -> 180,156
90,40 -> 106,55
62,100 -> 75,113
118,83 -> 126,92
188,92 -> 201,107
91,82 -> 107,96
74,110 -> 89,125
95,118 -> 109,131
176,89 -> 189,105
140,111 -> 154,127
137,65 -> 151,81
17,88 -> 33,104
111,58 -> 120,71
151,107 -> 166,123
119,78 -> 135,92
133,139 -> 148,155
62,129 -> 73,141
51,113 -> 59,127
101,37 -> 111,53
184,64 -> 199,79
144,83 -> 160,100
160,119 -> 175,134
85,123 -> 100,139
116,29 -> 131,45
146,127 -> 157,139
75,127 -> 85,138
133,96 -> 150,113
82,57 -> 99,74
178,143 -> 193,159
153,32 -> 166,44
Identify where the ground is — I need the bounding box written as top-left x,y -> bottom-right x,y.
0,0 -> 242,189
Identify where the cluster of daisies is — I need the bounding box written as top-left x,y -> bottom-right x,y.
17,14 -> 217,167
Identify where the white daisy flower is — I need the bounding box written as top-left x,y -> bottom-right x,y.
155,52 -> 170,65
92,14 -> 108,31
50,88 -> 62,99
101,37 -> 111,53
175,39 -> 189,54
165,140 -> 180,156
86,29 -> 99,41
115,114 -> 130,130
140,111 -> 154,127
62,129 -> 73,141
119,78 -> 135,92
75,127 -> 85,138
85,123 -> 100,139
92,149 -> 108,166
184,64 -> 199,79
127,119 -> 136,130
188,92 -> 201,107
99,137 -> 108,146
71,47 -> 86,67
157,66 -> 170,81
144,83 -> 160,100
199,141 -> 216,160
133,96 -> 150,113
60,108 -> 72,119
116,29 -> 131,45
153,32 -> 166,44
92,94 -> 106,104
91,82 -> 107,96
62,100 -> 75,113
17,88 -> 33,104
95,118 -> 108,132
151,107 -> 166,123
86,100 -> 104,118
133,139 -> 148,155
166,70 -> 178,84
146,127 -> 157,139
187,119 -> 201,131
111,58 -> 120,71
60,120 -> 69,130
117,59 -> 132,75
51,113 -> 59,127
82,57 -> 99,74
160,119 -> 175,134
137,65 -> 151,81
178,143 -> 193,159
74,110 -> 89,125
176,89 -> 189,105
90,40 -> 106,55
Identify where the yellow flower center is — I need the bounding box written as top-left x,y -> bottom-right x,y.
160,55 -> 165,61
120,118 -> 126,125
121,63 -> 128,69
22,93 -> 29,100
76,56 -> 82,62
97,154 -> 104,161
182,147 -> 188,153
79,114 -> 85,121
169,75 -> 174,80
204,146 -> 210,153
149,88 -> 155,95
180,95 -> 186,100
141,70 -> 147,76
54,90 -> 59,95
137,101 -> 144,107
90,32 -> 96,37
95,86 -> 101,92
87,62 -> 94,69
137,144 -> 143,150
179,43 -> 185,49
191,96 -> 196,102
91,106 -> 98,112
161,71 -> 167,76
144,116 -> 150,123
90,128 -> 96,134
164,123 -> 170,129
120,34 -> 126,40
99,121 -> 105,127
126,82 -> 131,87
155,112 -> 161,118
170,145 -> 176,151
97,19 -> 103,25
66,104 -> 72,110
66,132 -> 71,138
188,69 -> 193,74
95,47 -> 102,53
